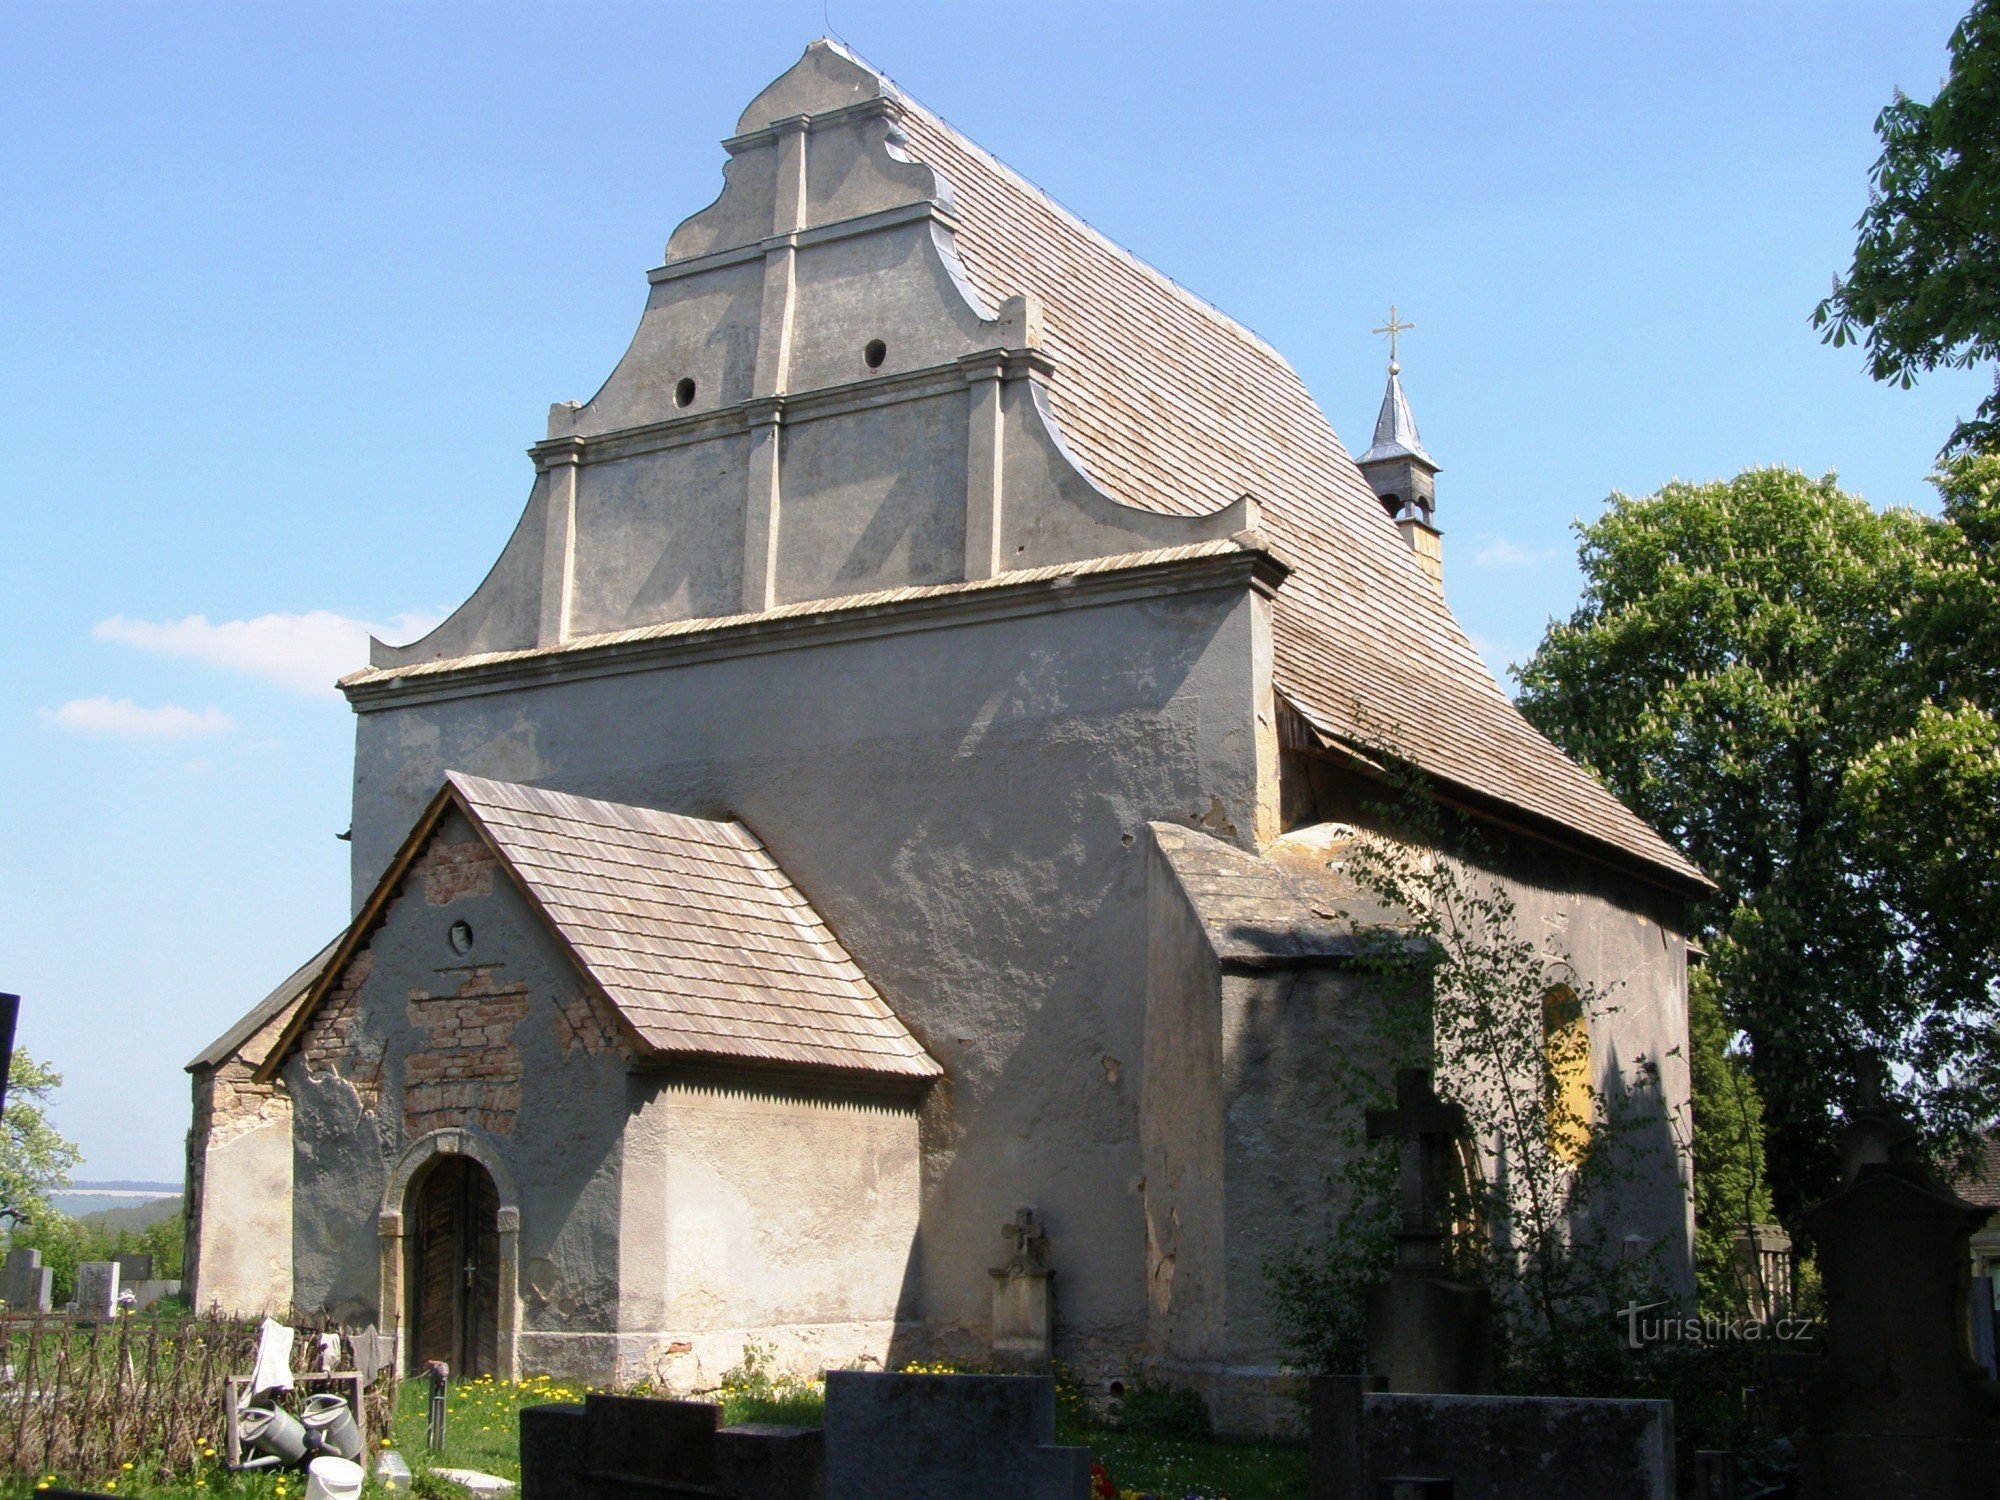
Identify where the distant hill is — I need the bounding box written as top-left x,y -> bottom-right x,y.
71,1196 -> 181,1233
50,1182 -> 182,1219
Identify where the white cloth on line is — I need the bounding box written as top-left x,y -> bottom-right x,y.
249,1317 -> 295,1395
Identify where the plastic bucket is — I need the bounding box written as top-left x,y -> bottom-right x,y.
304,1455 -> 365,1500
302,1393 -> 364,1460
239,1406 -> 310,1464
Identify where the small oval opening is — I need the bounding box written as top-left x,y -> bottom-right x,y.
674,377 -> 697,408
448,920 -> 475,957
864,339 -> 887,370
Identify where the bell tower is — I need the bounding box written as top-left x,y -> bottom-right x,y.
1355,306 -> 1443,588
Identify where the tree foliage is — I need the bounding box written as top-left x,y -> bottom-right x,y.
1686,967 -> 1774,1317
1517,464 -> 2000,1218
0,1050 -> 82,1227
1814,0 -> 2000,453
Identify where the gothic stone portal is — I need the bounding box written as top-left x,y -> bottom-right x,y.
409,1154 -> 501,1378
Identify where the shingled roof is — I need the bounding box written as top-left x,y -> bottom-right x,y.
187,935 -> 338,1072
264,773 -> 940,1082
881,58 -> 1707,893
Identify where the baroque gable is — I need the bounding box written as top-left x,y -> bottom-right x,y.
372,40 -> 1246,672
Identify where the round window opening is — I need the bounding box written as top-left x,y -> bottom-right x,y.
674,377 -> 697,408
864,339 -> 887,370
448,920 -> 475,956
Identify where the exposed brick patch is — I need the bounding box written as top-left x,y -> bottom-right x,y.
201,1059 -> 292,1149
420,837 -> 496,906
298,949 -> 383,1114
404,968 -> 528,1137
554,990 -> 624,1058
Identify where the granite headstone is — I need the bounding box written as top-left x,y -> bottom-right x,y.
73,1262 -> 118,1322
2,1247 -> 52,1313
519,1393 -> 821,1500
1798,1066 -> 2000,1498
822,1372 -> 1089,1499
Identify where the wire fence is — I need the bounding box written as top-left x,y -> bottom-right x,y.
0,1313 -> 391,1482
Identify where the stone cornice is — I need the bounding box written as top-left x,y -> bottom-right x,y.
647,200 -> 956,287
528,350 -> 1049,470
720,95 -> 903,154
344,544 -> 1286,714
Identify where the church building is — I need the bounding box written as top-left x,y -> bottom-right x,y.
185,41 -> 1707,1429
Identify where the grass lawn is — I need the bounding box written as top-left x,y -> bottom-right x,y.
0,1374 -> 1308,1500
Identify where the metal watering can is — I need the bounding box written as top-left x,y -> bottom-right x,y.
238,1405 -> 309,1467
301,1393 -> 364,1461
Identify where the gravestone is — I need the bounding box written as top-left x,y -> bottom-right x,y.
112,1254 -> 153,1285
1797,1066 -> 2000,1498
1309,1378 -> 1672,1500
3,1247 -> 52,1313
1728,1224 -> 1792,1323
989,1206 -> 1054,1370
519,1393 -> 821,1500
1363,1068 -> 1492,1393
822,1372 -> 1090,1499
73,1262 -> 119,1321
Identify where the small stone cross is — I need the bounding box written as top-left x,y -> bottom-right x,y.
999,1206 -> 1050,1278
1366,1067 -> 1466,1273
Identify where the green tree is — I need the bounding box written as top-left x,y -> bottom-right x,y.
138,1210 -> 186,1281
0,1050 -> 82,1227
1814,1 -> 2000,453
1516,465 -> 2000,1218
1685,967 -> 1774,1317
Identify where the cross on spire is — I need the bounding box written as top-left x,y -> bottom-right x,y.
1372,305 -> 1415,373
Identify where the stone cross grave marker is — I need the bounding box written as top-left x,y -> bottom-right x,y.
999,1207 -> 1051,1276
2,1248 -> 51,1313
1365,1067 -> 1466,1272
1362,1067 -> 1493,1393
74,1262 -> 119,1322
990,1206 -> 1054,1370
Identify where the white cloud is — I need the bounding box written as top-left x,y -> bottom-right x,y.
1474,539 -> 1565,568
92,609 -> 441,697
43,697 -> 236,739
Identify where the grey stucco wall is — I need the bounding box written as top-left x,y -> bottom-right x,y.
603,1075 -> 923,1387
1218,965 -> 1396,1362
349,581 -> 1268,1370
1284,754 -> 1696,1291
1140,837 -> 1400,1370
1139,837 -> 1225,1363
288,810 -> 631,1344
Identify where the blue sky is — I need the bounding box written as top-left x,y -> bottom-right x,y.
0,1 -> 1985,1180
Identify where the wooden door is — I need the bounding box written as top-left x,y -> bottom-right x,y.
410,1156 -> 501,1377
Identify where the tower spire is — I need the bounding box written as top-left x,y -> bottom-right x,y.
1355,307 -> 1444,589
